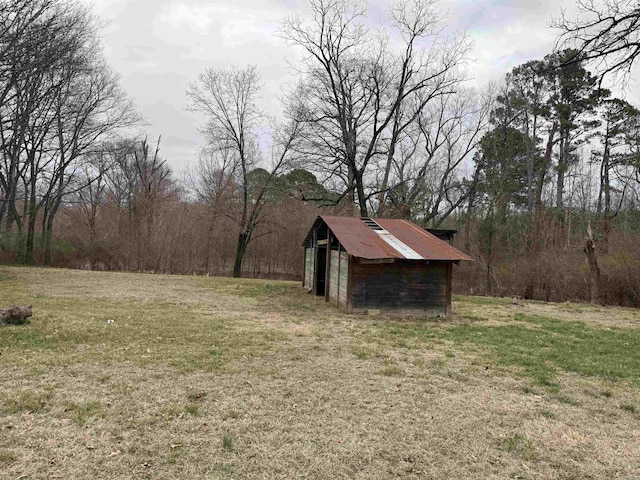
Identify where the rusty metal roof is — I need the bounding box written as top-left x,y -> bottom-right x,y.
302,215 -> 473,261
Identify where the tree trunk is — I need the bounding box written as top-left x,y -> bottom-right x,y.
0,193 -> 7,231
377,106 -> 403,217
354,171 -> 368,217
525,113 -> 535,213
602,143 -> 612,253
43,174 -> 66,265
584,221 -> 601,304
43,213 -> 55,266
233,232 -> 248,278
0,305 -> 32,325
533,122 -> 558,250
556,162 -> 565,209
556,131 -> 568,209
482,209 -> 496,296
24,183 -> 37,265
204,212 -> 216,275
3,153 -> 20,231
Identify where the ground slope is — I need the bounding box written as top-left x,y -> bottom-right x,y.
0,267 -> 638,479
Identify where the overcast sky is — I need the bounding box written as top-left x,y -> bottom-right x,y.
84,0 -> 639,172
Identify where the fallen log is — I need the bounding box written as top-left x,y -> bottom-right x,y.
0,305 -> 32,325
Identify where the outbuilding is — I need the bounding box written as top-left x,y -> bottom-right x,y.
302,216 -> 472,316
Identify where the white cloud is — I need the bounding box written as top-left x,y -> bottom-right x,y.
82,0 -> 640,171
157,3 -> 217,35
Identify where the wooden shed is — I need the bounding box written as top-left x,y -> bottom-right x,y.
302,216 -> 472,316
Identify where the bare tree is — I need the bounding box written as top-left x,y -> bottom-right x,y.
72,146 -> 112,269
553,0 -> 640,82
131,137 -> 174,271
67,137 -> 177,272
184,148 -> 237,274
40,59 -> 137,264
280,0 -> 470,217
0,0 -> 136,264
589,97 -> 640,250
187,65 -> 301,277
584,219 -> 601,303
1,0 -> 83,235
377,0 -> 470,215
384,86 -> 492,225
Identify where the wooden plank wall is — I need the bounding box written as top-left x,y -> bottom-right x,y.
329,250 -> 349,308
351,260 -> 447,313
304,248 -> 315,289
339,252 -> 348,308
329,250 -> 339,302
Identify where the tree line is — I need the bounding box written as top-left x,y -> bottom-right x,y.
2,0 -> 640,306
0,0 -> 137,265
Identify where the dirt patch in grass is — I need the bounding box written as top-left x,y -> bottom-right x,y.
0,267 -> 639,479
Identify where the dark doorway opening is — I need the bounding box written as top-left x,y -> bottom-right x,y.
315,245 -> 327,296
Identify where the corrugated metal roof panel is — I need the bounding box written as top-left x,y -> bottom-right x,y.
303,216 -> 473,261
376,218 -> 473,261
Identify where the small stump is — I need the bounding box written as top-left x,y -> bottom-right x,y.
0,305 -> 33,325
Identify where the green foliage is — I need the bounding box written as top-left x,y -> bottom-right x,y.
247,168 -> 330,203
220,279 -> 299,298
555,395 -> 580,407
477,126 -> 532,213
281,168 -> 331,202
3,390 -> 52,414
612,210 -> 640,234
350,344 -> 383,359
222,435 -> 234,451
474,49 -> 604,215
0,232 -> 20,252
545,49 -> 601,130
502,433 -> 538,461
160,403 -> 199,419
48,237 -> 75,256
64,400 -> 107,425
453,295 -> 510,306
377,364 -> 405,377
441,313 -> 640,386
0,332 -> 55,349
0,449 -> 16,466
0,277 -> 288,372
184,403 -> 200,416
224,410 -> 240,420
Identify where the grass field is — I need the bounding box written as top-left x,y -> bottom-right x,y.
0,266 -> 639,479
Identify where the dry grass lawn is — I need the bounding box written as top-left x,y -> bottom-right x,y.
0,266 -> 639,479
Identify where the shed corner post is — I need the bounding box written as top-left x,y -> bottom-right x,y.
312,227 -> 318,295
324,230 -> 332,302
336,243 -> 341,308
347,254 -> 354,314
445,262 -> 453,317
302,247 -> 307,288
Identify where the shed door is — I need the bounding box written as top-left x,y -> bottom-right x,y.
314,245 -> 327,296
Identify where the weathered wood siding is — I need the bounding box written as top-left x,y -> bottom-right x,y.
329,250 -> 339,302
328,250 -> 350,308
339,252 -> 348,308
304,248 -> 315,289
351,260 -> 447,314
